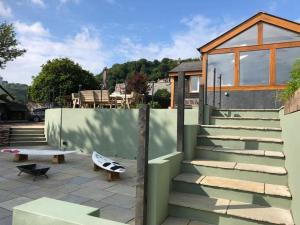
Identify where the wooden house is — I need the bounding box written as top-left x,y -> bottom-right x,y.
170,12 -> 300,109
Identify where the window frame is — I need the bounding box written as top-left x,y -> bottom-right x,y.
203,22 -> 300,90
189,76 -> 200,93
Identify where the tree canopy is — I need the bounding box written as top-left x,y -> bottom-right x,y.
281,59 -> 300,101
29,58 -> 98,104
96,58 -> 182,92
0,22 -> 26,69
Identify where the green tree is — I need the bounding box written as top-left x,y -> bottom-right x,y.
0,22 -> 26,69
281,59 -> 300,101
29,58 -> 98,104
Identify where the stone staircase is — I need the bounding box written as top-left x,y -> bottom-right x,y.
9,126 -> 47,146
164,109 -> 295,225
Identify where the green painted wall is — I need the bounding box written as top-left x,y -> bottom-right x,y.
280,109 -> 300,224
45,108 -> 198,159
13,197 -> 126,225
147,152 -> 183,225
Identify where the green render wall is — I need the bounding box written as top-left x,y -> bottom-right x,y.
280,109 -> 300,225
45,108 -> 198,159
147,152 -> 183,225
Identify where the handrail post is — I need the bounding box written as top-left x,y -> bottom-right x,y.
177,72 -> 185,152
135,104 -> 150,225
213,68 -> 216,107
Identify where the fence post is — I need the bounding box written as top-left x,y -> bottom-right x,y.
198,84 -> 204,125
135,104 -> 150,225
177,72 -> 185,152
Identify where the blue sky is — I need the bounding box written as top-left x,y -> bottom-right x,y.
1,0 -> 300,84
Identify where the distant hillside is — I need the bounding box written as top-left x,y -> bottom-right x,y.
96,58 -> 198,92
1,83 -> 28,104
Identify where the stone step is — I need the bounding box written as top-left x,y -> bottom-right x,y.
181,160 -> 287,185
9,137 -> 46,142
197,135 -> 283,151
9,141 -> 48,146
10,130 -> 44,135
9,134 -> 45,138
169,192 -> 294,225
195,146 -> 285,167
210,116 -> 280,128
199,125 -> 282,138
213,109 -> 280,118
173,173 -> 291,208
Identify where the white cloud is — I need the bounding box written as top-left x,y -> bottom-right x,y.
117,15 -> 235,61
0,1 -> 13,18
30,0 -> 45,7
14,21 -> 49,37
2,21 -> 110,84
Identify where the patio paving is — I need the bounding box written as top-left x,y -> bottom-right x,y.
0,146 -> 137,225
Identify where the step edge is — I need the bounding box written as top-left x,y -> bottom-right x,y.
200,125 -> 282,131
197,135 -> 283,143
211,116 -> 280,121
169,193 -> 294,225
195,146 -> 285,158
173,175 -> 291,198
182,160 -> 287,175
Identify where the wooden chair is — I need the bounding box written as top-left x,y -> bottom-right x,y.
94,90 -> 114,108
79,90 -> 95,108
71,93 -> 79,108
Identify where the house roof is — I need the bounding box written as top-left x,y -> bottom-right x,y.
198,12 -> 300,53
169,61 -> 202,73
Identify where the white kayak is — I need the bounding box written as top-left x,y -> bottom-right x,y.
92,151 -> 126,173
1,148 -> 76,155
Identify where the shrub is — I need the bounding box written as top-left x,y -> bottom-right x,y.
153,89 -> 170,108
281,59 -> 300,101
148,101 -> 160,108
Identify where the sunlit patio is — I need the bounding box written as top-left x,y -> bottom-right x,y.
0,146 -> 137,225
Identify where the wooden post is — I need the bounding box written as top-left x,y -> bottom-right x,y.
198,84 -> 204,125
135,104 -> 150,225
177,72 -> 185,152
170,77 -> 175,108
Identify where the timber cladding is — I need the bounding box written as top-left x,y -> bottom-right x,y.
284,89 -> 300,115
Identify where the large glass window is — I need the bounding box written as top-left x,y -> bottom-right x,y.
276,47 -> 300,84
189,76 -> 200,93
207,53 -> 234,86
217,26 -> 257,49
264,23 -> 300,44
239,50 -> 270,85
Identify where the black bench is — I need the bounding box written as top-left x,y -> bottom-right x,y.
16,164 -> 50,181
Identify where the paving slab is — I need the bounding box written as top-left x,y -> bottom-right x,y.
200,176 -> 264,193
0,216 -> 12,225
161,217 -> 190,225
169,192 -> 229,214
0,208 -> 11,219
265,184 -> 291,198
81,199 -> 109,209
100,205 -> 135,223
71,187 -> 115,201
106,184 -> 136,197
101,193 -> 136,209
0,197 -> 32,211
59,194 -> 91,204
227,200 -> 294,225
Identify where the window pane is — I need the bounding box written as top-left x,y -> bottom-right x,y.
217,26 -> 257,49
264,23 -> 300,44
240,50 -> 270,85
276,47 -> 300,84
190,76 -> 200,92
207,53 -> 234,86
